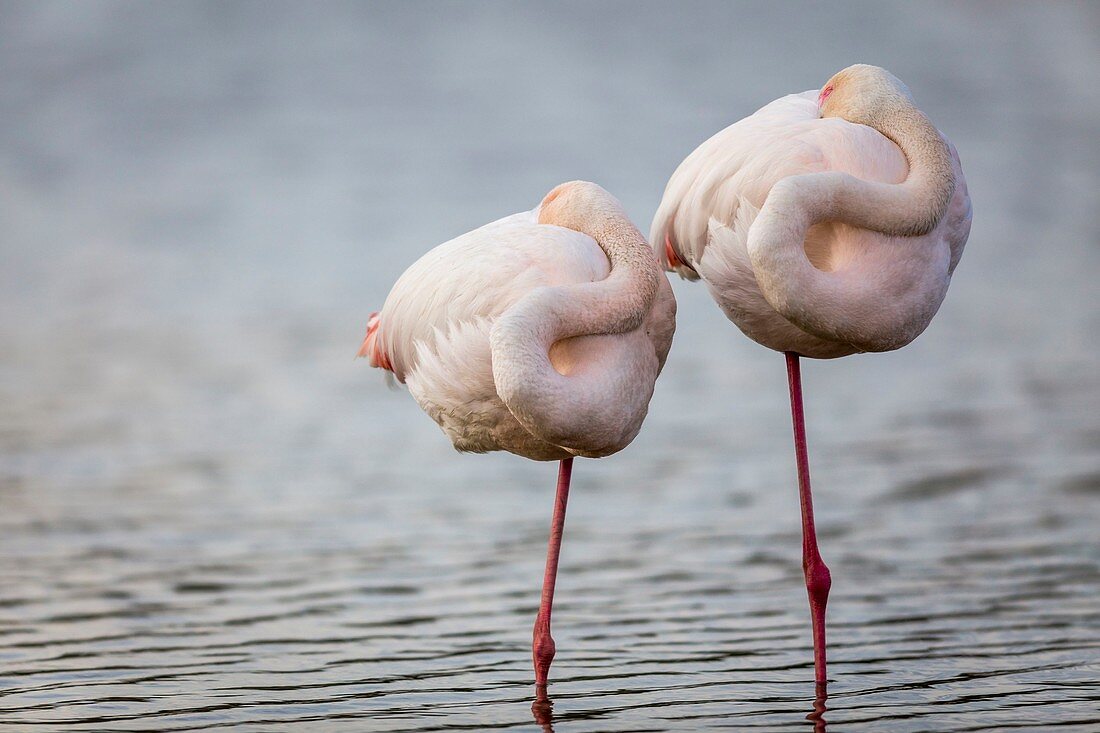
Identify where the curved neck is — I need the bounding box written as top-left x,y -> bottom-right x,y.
745,96 -> 957,352
818,98 -> 956,237
490,193 -> 661,453
537,205 -> 660,339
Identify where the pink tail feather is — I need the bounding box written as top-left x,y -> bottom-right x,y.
664,231 -> 684,269
357,312 -> 393,372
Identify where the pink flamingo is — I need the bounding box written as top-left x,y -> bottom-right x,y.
651,64 -> 972,684
361,181 -> 676,687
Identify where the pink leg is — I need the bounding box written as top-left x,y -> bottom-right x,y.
533,457 -> 573,687
785,353 -> 832,685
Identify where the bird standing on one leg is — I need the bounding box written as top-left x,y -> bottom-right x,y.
362,181 -> 676,688
651,64 -> 972,685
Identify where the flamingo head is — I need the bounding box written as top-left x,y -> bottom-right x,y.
537,180 -> 624,229
818,64 -> 914,122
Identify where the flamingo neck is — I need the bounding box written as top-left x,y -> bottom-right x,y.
538,201 -> 659,337
817,91 -> 956,237
490,183 -> 661,454
744,87 -> 957,352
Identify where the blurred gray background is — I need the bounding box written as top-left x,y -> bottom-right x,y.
1,2 -> 1098,731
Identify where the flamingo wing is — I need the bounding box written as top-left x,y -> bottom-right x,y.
370,211 -> 609,384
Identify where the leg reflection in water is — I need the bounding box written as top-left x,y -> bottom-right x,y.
530,681 -> 827,730
531,685 -> 554,733
808,682 -> 828,732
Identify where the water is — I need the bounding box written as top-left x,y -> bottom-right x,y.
2,1 -> 1099,730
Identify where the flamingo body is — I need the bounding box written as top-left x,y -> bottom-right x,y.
652,90 -> 971,358
364,185 -> 675,461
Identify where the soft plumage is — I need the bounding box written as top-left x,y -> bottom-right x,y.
652,69 -> 971,358
363,181 -> 675,460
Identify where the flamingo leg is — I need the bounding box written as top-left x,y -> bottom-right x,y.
533,457 -> 573,687
785,352 -> 832,685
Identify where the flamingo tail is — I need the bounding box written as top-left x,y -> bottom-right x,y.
357,312 -> 394,372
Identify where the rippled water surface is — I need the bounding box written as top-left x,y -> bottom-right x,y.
2,2 -> 1099,730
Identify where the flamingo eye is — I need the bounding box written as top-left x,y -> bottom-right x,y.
818,85 -> 834,106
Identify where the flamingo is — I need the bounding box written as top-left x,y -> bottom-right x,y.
651,64 -> 972,685
361,181 -> 676,687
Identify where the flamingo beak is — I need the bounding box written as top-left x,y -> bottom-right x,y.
817,85 -> 834,117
